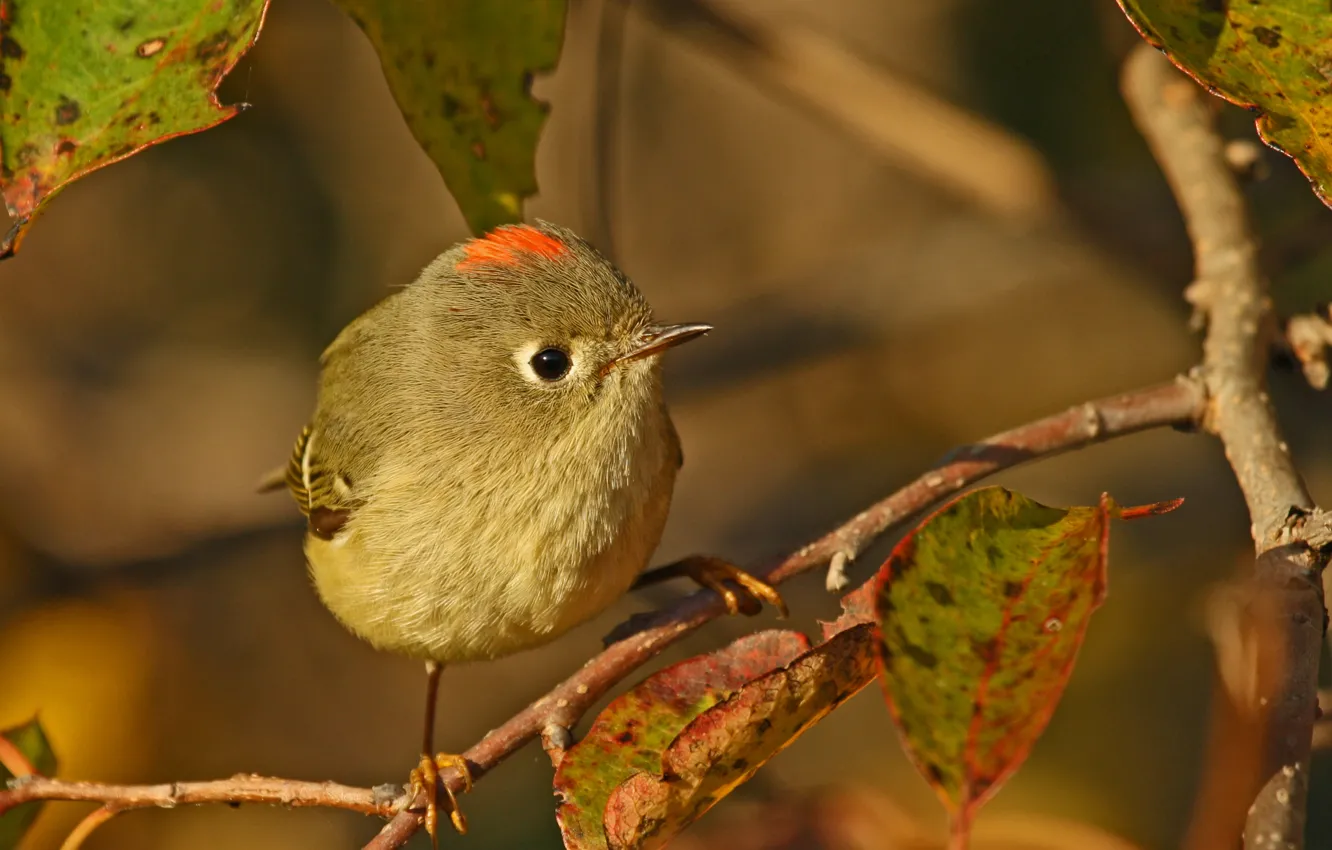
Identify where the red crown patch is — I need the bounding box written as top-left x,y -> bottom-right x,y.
457,225 -> 570,270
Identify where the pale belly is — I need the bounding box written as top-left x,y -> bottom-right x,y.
305,457 -> 675,664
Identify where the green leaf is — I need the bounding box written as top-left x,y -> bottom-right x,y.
330,0 -> 567,236
872,487 -> 1181,848
554,630 -> 811,850
0,717 -> 57,850
0,0 -> 269,257
1117,0 -> 1332,207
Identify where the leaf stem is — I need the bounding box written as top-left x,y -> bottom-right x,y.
0,732 -> 38,780
58,805 -> 119,850
948,812 -> 972,850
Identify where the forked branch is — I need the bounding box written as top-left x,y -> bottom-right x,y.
1122,44 -> 1329,850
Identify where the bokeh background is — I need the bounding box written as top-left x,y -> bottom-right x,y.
3,0 -> 1331,848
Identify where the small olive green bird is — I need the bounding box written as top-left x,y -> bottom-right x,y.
263,221 -> 783,840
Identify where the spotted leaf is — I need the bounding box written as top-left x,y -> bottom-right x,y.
872,487 -> 1181,847
0,0 -> 268,257
1118,0 -> 1332,207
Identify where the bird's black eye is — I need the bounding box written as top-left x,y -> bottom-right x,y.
530,347 -> 571,381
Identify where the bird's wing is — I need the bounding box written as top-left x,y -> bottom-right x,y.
263,299 -> 397,536
281,421 -> 359,539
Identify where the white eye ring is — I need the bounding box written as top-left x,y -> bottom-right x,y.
514,341 -> 576,385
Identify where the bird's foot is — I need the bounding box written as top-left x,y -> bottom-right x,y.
636,555 -> 787,618
408,752 -> 472,844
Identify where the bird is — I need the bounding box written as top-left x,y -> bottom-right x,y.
261,221 -> 785,841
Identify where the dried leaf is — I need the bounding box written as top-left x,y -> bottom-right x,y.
819,575 -> 877,640
600,625 -> 877,850
1118,0 -> 1332,207
0,717 -> 56,850
330,0 -> 567,235
556,630 -> 811,850
0,0 -> 268,257
872,487 -> 1179,847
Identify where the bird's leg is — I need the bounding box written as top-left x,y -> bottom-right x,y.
407,661 -> 473,845
632,555 -> 788,618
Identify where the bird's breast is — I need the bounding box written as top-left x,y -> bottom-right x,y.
305,407 -> 678,664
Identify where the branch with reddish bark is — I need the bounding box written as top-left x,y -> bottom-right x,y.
1122,44 -> 1330,850
0,378 -> 1206,849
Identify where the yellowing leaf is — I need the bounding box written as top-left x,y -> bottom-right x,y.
1118,0 -> 1332,207
872,487 -> 1180,848
0,0 -> 269,257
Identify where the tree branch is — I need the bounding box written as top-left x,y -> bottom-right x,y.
1122,44 -> 1329,850
0,378 -> 1205,849
0,775 -> 397,817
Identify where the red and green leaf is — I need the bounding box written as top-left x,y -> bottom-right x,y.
555,630 -> 811,850
0,0 -> 268,257
0,717 -> 56,849
598,625 -> 878,849
872,487 -> 1181,848
329,0 -> 567,236
556,616 -> 880,850
1117,0 -> 1332,207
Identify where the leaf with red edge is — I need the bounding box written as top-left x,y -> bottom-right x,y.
555,630 -> 811,850
1117,0 -> 1332,208
0,0 -> 268,257
599,624 -> 878,849
872,487 -> 1180,848
0,717 -> 56,850
819,574 -> 876,640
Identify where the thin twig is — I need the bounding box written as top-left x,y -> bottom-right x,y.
0,775 -> 395,818
1123,44 -> 1329,850
582,0 -> 626,259
630,0 -> 1058,220
364,377 -> 1205,849
58,805 -> 119,850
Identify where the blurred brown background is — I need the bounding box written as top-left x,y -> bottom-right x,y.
2,0 -> 1331,848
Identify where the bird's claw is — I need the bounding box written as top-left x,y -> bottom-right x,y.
685,556 -> 788,618
408,752 -> 472,844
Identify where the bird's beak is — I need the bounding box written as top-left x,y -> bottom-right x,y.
615,322 -> 713,366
